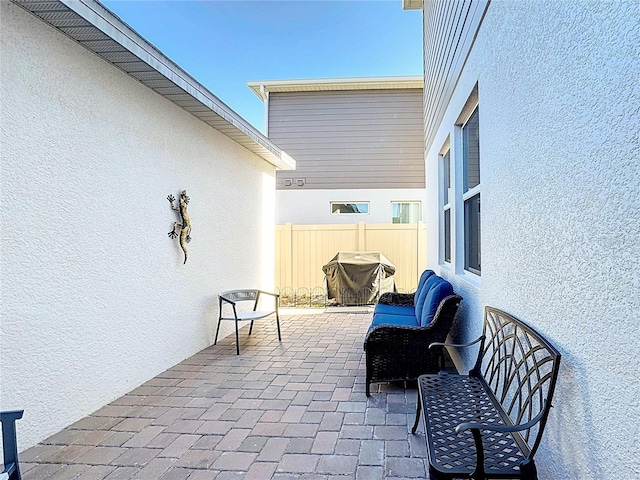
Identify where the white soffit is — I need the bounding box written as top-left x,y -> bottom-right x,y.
247,76 -> 424,102
10,0 -> 296,171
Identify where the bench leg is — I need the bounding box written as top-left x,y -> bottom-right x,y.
235,319 -> 240,355
470,428 -> 487,480
520,458 -> 538,480
214,318 -> 222,345
275,312 -> 281,341
411,395 -> 422,433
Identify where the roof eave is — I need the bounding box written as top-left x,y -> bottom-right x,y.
247,75 -> 424,102
10,0 -> 295,171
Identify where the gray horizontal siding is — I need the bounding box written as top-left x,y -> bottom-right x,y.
422,0 -> 489,152
269,89 -> 425,190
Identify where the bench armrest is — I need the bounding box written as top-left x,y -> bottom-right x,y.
429,335 -> 486,371
428,335 -> 485,350
454,402 -> 549,476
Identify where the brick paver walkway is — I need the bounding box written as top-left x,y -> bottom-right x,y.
19,310 -> 428,479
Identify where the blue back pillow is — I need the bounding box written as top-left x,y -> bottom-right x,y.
413,270 -> 435,305
420,278 -> 454,327
415,273 -> 441,321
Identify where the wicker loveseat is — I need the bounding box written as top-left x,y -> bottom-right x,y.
364,270 -> 462,396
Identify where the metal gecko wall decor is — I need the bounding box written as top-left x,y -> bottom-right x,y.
167,190 -> 192,264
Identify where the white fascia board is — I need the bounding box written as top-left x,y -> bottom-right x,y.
247,75 -> 424,101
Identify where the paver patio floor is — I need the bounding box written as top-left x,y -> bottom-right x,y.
18,310 -> 430,479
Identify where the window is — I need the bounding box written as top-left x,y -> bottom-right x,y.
331,202 -> 369,215
392,202 -> 421,224
441,149 -> 452,263
462,106 -> 480,274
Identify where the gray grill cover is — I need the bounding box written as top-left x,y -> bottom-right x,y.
322,251 -> 396,305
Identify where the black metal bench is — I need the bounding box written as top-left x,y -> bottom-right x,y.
412,307 -> 561,480
1,410 -> 24,480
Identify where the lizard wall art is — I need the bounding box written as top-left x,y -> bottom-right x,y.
167,190 -> 192,264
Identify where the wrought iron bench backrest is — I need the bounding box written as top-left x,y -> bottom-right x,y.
472,307 -> 561,457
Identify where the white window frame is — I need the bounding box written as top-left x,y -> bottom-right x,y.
459,104 -> 481,277
330,201 -> 370,215
438,84 -> 480,284
439,140 -> 452,266
391,201 -> 421,224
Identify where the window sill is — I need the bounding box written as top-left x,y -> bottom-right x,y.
458,269 -> 481,289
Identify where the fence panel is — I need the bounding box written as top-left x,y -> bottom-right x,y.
275,222 -> 427,295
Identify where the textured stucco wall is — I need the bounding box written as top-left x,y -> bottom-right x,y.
277,188 -> 425,224
424,1 -> 639,478
1,3 -> 276,449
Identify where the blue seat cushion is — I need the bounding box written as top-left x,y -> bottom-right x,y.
373,303 -> 416,317
413,270 -> 435,305
420,278 -> 454,327
370,313 -> 420,328
415,274 -> 443,321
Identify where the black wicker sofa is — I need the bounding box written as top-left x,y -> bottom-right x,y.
363,270 -> 462,396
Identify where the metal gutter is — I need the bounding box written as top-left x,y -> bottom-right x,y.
10,0 -> 295,171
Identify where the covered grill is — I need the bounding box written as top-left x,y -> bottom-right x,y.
322,251 -> 396,306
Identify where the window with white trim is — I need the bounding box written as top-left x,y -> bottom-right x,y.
392,202 -> 421,224
331,202 -> 369,215
462,106 -> 481,275
440,148 -> 452,263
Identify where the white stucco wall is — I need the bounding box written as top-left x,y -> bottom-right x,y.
424,1 -> 639,478
276,188 -> 425,225
0,3 -> 276,449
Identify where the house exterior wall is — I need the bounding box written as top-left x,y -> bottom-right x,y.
1,2 -> 276,449
276,188 -> 424,224
421,0 -> 489,151
269,89 -> 425,190
421,1 -> 639,478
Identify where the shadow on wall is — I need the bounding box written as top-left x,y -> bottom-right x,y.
203,295 -> 220,345
547,349 -> 605,480
442,286 -> 484,372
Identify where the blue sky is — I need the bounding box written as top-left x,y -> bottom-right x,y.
102,0 -> 423,132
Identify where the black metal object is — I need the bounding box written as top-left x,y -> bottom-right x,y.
215,289 -> 281,355
276,286 -> 328,308
1,410 -> 24,480
364,294 -> 462,397
412,307 -> 561,480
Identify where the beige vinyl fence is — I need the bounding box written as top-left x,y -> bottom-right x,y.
275,222 -> 427,295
